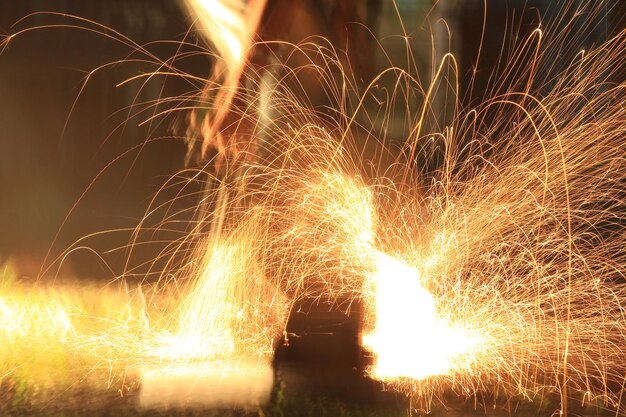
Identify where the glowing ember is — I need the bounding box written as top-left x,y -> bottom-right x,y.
1,2 -> 625,416
363,251 -> 480,380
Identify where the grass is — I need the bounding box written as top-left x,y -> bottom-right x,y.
0,262 -> 616,417
0,261 -> 406,416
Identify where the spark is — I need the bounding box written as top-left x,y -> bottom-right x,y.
362,251 -> 482,381
0,2 -> 625,416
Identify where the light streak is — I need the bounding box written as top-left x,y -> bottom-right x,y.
0,2 -> 624,416
183,0 -> 267,162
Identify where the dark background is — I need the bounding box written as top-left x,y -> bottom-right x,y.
0,1 -> 197,279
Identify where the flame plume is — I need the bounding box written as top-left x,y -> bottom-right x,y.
183,0 -> 267,166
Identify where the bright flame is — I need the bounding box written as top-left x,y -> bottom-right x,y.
157,243 -> 239,360
185,0 -> 251,65
183,0 -> 268,160
363,251 -> 480,380
139,238 -> 284,408
152,238 -> 284,363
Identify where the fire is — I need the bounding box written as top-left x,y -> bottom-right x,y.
139,236 -> 286,408
1,2 -> 625,416
183,0 -> 267,161
149,238 -> 285,364
363,251 -> 481,381
184,0 -> 263,66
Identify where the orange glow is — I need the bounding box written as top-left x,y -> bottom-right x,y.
363,251 -> 482,380
1,3 -> 625,415
185,0 -> 249,65
139,237 -> 285,408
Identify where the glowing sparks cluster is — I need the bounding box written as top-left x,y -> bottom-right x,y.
1,2 -> 625,415
362,251 -> 481,381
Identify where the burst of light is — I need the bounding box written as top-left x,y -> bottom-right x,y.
186,0 -> 248,64
363,251 -> 481,380
1,2 -> 625,416
139,238 -> 285,408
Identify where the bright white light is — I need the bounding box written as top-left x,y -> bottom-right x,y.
363,251 -> 478,380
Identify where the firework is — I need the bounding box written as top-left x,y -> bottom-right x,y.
171,1 -> 626,413
1,2 -> 625,416
138,236 -> 286,409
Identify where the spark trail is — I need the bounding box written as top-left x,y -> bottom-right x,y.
175,1 -> 626,412
0,2 -> 624,416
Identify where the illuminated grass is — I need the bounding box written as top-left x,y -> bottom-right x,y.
0,261 -> 149,405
